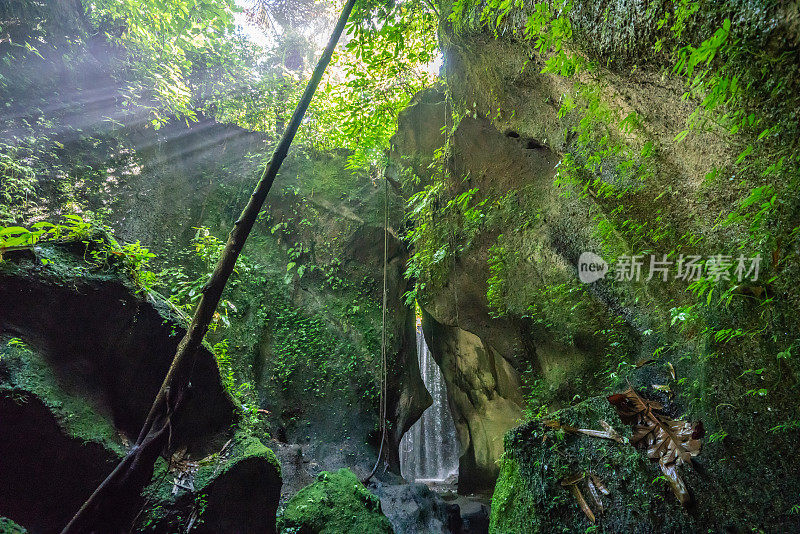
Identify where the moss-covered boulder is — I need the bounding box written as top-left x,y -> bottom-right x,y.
490,392 -> 800,532
0,239 -> 273,531
138,433 -> 282,533
490,397 -> 696,533
0,240 -> 235,453
0,336 -> 124,532
278,468 -> 394,533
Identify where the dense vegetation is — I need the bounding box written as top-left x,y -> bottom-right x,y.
1,0 -> 799,532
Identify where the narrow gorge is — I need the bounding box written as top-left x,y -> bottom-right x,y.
1,0 -> 799,533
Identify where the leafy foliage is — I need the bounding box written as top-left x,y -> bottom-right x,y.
84,0 -> 241,124
215,0 -> 439,169
608,387 -> 701,505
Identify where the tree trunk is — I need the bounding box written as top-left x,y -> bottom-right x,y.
62,0 -> 357,531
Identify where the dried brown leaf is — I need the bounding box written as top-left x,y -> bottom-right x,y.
586,477 -> 605,514
599,420 -> 624,443
576,428 -> 617,440
632,414 -> 700,465
543,419 -> 578,433
567,484 -> 596,523
547,419 -> 624,443
608,387 -> 702,505
607,387 -> 663,423
560,472 -> 585,486
659,458 -> 690,505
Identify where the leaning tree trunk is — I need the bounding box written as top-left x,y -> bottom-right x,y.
62,0 -> 357,531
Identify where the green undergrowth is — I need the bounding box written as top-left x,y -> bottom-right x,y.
277,468 -> 393,534
162,229 -> 385,439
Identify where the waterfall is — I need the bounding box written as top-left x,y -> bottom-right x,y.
399,322 -> 459,483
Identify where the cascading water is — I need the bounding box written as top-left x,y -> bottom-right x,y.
399,321 -> 459,483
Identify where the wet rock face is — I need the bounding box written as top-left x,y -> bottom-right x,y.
372,482 -> 462,534
371,481 -> 491,534
422,312 -> 524,494
393,88 -> 589,493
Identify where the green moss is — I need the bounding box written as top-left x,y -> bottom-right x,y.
0,518 -> 27,534
193,434 -> 281,490
490,396 -> 695,533
489,457 -> 537,533
138,431 -> 281,532
0,338 -> 124,455
278,468 -> 393,534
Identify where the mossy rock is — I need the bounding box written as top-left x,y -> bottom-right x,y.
278,468 -> 394,534
0,239 -> 236,455
138,433 -> 282,533
0,518 -> 27,534
490,396 -> 696,533
0,337 -> 123,532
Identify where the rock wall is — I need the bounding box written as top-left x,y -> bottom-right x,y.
422,311 -> 523,492
1,0 -> 430,481
0,241 -> 281,532
392,0 -> 800,527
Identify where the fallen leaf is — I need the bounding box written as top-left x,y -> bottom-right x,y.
560,472 -> 585,486
667,362 -> 677,380
599,420 -> 624,443
607,387 -> 663,423
586,476 -> 605,513
659,458 -> 690,505
608,387 -> 702,505
561,477 -> 595,524
632,413 -> 700,465
576,428 -> 618,440
589,474 -> 610,495
544,419 -> 577,433
545,419 -> 623,443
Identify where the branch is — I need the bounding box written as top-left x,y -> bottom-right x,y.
61,0 -> 358,530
